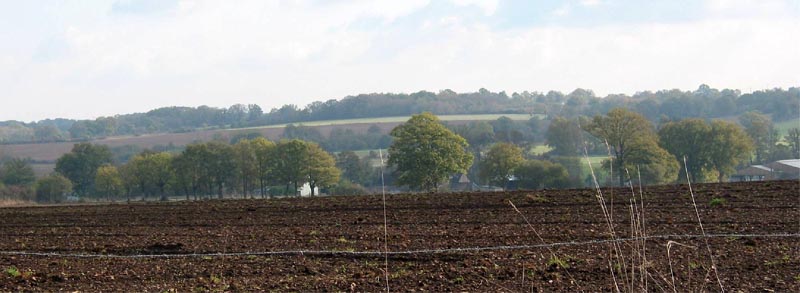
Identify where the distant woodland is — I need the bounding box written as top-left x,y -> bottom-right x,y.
1,84 -> 799,202
1,85 -> 798,144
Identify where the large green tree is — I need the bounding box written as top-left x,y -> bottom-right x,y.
478,142 -> 524,189
305,142 -> 341,196
546,116 -> 583,156
251,137 -> 277,198
739,111 -> 777,164
388,112 -> 473,191
171,143 -> 211,200
587,108 -> 660,186
515,160 -> 570,189
55,143 -> 113,196
660,119 -> 754,183
205,142 -> 236,199
336,151 -> 371,186
233,139 -> 258,198
95,165 -> 124,201
35,174 -> 72,203
708,120 -> 754,182
622,139 -> 680,185
1,158 -> 36,186
786,128 -> 800,159
658,119 -> 712,182
272,139 -> 310,196
124,151 -> 174,200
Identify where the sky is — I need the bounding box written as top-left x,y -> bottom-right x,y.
1,0 -> 799,122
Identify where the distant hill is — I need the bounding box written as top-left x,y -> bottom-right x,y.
1,114 -> 534,176
2,86 -> 797,145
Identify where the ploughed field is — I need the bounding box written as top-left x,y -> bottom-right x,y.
0,181 -> 798,291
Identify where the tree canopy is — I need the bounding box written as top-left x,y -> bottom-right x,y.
1,158 -> 35,186
659,119 -> 753,182
388,113 -> 473,191
515,160 -> 571,190
2,85 -> 796,144
587,108 -> 665,186
54,143 -> 113,196
478,143 -> 524,189
35,174 -> 72,203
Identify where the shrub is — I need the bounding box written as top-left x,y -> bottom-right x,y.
35,174 -> 73,203
328,180 -> 368,196
709,197 -> 726,207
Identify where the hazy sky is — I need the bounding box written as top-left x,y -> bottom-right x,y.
1,0 -> 799,122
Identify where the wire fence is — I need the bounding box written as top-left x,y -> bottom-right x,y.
1,233 -> 796,259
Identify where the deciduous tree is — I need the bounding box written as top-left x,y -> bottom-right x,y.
1,158 -> 35,186
95,165 -> 123,201
478,143 -> 524,189
388,113 -> 473,191
786,128 -> 800,159
708,120 -> 754,182
546,116 -> 583,156
306,143 -> 340,196
55,143 -> 113,196
233,139 -> 258,198
586,108 -> 658,186
273,139 -> 310,196
35,174 -> 72,203
336,151 -> 371,186
205,142 -> 235,199
658,119 -> 712,182
739,111 -> 777,164
515,160 -> 570,189
622,139 -> 679,185
251,137 -> 277,198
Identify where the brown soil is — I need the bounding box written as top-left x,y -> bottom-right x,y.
0,180 -> 798,291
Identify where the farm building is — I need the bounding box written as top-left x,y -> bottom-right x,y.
731,165 -> 774,182
449,174 -> 473,191
765,159 -> 800,179
732,159 -> 800,181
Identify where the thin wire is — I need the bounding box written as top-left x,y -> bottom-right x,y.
509,200 -> 582,290
1,233 -> 795,259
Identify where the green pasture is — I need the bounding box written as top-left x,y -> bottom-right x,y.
775,117 -> 799,136
529,144 -> 553,156
239,114 -> 538,130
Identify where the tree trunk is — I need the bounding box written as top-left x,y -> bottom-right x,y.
260,178 -> 265,199
310,182 -> 316,196
616,157 -> 624,187
242,176 -> 247,198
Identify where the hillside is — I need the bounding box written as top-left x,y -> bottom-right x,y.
1,114 -> 533,176
2,86 -> 798,145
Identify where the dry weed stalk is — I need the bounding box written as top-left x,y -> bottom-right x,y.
378,149 -> 390,292
583,144 -> 629,292
636,166 -> 648,292
666,240 -> 697,293
683,156 -> 724,292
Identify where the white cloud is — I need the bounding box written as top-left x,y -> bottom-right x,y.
552,4 -> 571,17
580,0 -> 602,7
448,0 -> 498,15
1,0 -> 799,121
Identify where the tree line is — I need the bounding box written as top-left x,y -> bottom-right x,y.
388,109 -> 787,192
1,85 -> 797,144
1,138 -> 342,203
1,106 -> 798,202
